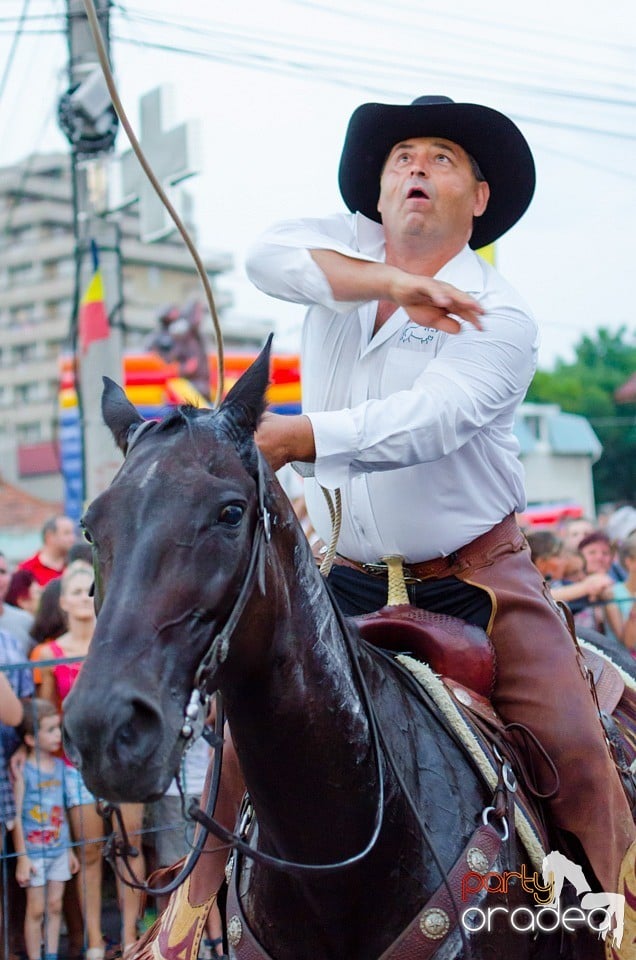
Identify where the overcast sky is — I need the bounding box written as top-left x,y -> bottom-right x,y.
1,0 -> 635,369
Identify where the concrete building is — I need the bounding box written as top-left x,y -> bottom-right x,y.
0,152 -> 269,505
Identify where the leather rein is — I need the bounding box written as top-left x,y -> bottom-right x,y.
187,449 -> 388,876
101,449 -> 386,888
102,447 -> 473,955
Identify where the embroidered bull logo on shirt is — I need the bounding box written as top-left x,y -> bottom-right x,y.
399,323 -> 437,346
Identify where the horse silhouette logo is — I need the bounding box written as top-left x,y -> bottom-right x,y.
542,849 -> 625,947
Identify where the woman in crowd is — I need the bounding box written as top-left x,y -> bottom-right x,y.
525,529 -> 616,635
30,560 -> 145,958
29,577 -> 66,652
605,533 -> 636,653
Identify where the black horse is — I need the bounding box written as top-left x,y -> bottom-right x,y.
63,342 -> 602,959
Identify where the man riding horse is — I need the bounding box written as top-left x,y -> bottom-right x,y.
246,95 -> 636,953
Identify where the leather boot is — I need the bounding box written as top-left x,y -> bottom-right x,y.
128,724 -> 245,960
605,840 -> 636,959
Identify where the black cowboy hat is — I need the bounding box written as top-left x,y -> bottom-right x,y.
338,95 -> 535,250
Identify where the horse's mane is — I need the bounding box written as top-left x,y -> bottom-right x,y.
152,403 -> 260,474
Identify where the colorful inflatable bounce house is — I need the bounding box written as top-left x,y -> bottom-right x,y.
59,351 -> 301,520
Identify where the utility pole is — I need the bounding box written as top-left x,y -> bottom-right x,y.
58,0 -> 123,507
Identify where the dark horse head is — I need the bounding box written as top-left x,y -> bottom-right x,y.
63,338 -> 274,802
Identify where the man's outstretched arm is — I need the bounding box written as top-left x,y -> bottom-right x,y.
309,249 -> 484,332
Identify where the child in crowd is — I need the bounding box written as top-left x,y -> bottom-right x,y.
0,674 -> 23,958
12,698 -> 79,960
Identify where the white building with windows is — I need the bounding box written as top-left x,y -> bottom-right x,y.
514,402 -> 602,519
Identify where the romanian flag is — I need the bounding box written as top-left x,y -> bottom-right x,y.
78,241 -> 110,354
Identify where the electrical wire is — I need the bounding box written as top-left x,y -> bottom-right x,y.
0,0 -> 32,104
110,33 -> 636,143
115,5 -> 636,105
117,0 -> 634,104
0,27 -> 62,34
297,0 -> 636,57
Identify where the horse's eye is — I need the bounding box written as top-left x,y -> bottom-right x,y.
83,529 -> 93,545
219,505 -> 244,527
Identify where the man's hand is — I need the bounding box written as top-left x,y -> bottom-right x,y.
255,413 -> 316,472
387,272 -> 484,333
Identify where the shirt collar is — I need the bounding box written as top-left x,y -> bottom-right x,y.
353,212 -> 386,260
435,245 -> 485,295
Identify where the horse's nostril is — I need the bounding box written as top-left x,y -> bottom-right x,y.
116,721 -> 136,749
112,697 -> 161,762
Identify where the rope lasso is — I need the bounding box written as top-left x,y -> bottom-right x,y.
318,485 -> 342,577
80,0 -> 225,406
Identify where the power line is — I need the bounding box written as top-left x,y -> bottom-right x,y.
289,0 -> 636,90
116,4 -> 636,106
326,0 -> 636,57
0,27 -> 62,35
532,142 -> 636,182
0,0 -> 32,105
110,32 -> 636,143
0,11 -> 63,21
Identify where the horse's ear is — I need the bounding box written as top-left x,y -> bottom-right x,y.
219,333 -> 273,433
101,377 -> 144,453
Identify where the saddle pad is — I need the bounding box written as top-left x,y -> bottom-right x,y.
580,645 -> 625,715
396,653 -> 547,872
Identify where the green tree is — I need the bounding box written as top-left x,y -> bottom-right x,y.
526,327 -> 636,504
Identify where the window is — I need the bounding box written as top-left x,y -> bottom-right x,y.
16,422 -> 43,442
12,343 -> 36,363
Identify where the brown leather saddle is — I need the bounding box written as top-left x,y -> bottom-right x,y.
356,602 -> 626,717
356,604 -> 496,697
356,604 -> 636,844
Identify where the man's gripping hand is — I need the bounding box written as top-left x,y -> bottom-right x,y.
255,412 -> 316,472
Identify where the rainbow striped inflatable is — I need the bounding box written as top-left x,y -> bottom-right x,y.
59,351 -> 301,519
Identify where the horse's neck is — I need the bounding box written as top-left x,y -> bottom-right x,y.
228,494 -> 361,720
220,490 -> 378,850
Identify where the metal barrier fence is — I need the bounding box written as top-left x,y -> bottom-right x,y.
1,657 -> 205,960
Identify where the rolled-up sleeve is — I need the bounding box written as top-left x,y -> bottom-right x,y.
246,214 -> 382,314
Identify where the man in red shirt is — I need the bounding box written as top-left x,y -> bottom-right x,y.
19,516 -> 77,586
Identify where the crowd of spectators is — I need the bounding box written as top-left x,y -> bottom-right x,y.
2,504 -> 636,960
523,505 -> 636,653
0,516 -> 225,960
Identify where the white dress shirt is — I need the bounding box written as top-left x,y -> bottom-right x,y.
246,212 -> 539,563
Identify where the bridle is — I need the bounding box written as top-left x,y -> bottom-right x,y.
185,448 -> 389,876
101,444 -> 471,953
101,447 -> 386,888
